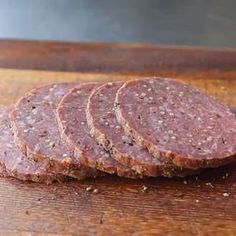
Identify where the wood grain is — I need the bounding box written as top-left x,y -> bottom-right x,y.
0,39 -> 235,75
0,68 -> 235,235
0,41 -> 235,235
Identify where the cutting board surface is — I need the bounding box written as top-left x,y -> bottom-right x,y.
0,40 -> 235,235
0,68 -> 235,236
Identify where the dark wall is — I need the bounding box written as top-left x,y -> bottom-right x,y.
0,0 -> 235,47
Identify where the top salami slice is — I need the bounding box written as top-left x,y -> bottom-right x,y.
87,82 -> 199,177
115,78 -> 236,169
11,83 -> 99,179
57,82 -> 140,178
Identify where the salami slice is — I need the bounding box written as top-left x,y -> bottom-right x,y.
0,106 -> 65,183
11,83 -> 99,179
115,78 -> 236,169
57,83 -> 140,178
87,82 -> 199,177
0,164 -> 8,178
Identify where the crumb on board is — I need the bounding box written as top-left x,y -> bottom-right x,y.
205,182 -> 214,188
183,180 -> 188,185
222,192 -> 230,197
222,173 -> 229,179
25,210 -> 30,215
141,185 -> 148,192
195,199 -> 199,203
86,185 -> 93,192
93,189 -> 99,194
85,185 -> 99,193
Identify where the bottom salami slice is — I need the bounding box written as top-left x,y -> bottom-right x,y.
115,78 -> 236,169
11,83 -> 99,180
0,106 -> 65,184
87,82 -> 199,177
57,83 -> 140,178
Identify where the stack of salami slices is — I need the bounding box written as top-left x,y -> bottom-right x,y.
0,78 -> 235,183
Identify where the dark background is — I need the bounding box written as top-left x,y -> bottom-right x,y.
0,0 -> 235,48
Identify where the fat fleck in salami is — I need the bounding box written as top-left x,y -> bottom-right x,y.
0,106 -> 65,183
57,83 -> 140,178
87,82 -> 199,177
115,78 -> 236,169
11,83 -> 99,179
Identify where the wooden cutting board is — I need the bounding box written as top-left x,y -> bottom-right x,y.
0,40 -> 235,236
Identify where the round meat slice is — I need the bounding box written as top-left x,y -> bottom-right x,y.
115,78 -> 236,170
57,82 -> 140,178
0,106 -> 65,184
11,83 -> 99,179
87,82 -> 199,177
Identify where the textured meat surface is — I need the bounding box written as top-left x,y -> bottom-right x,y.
0,106 -> 65,183
0,164 -> 8,177
11,83 -> 99,179
57,82 -> 140,178
87,82 -> 198,177
115,78 -> 236,169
